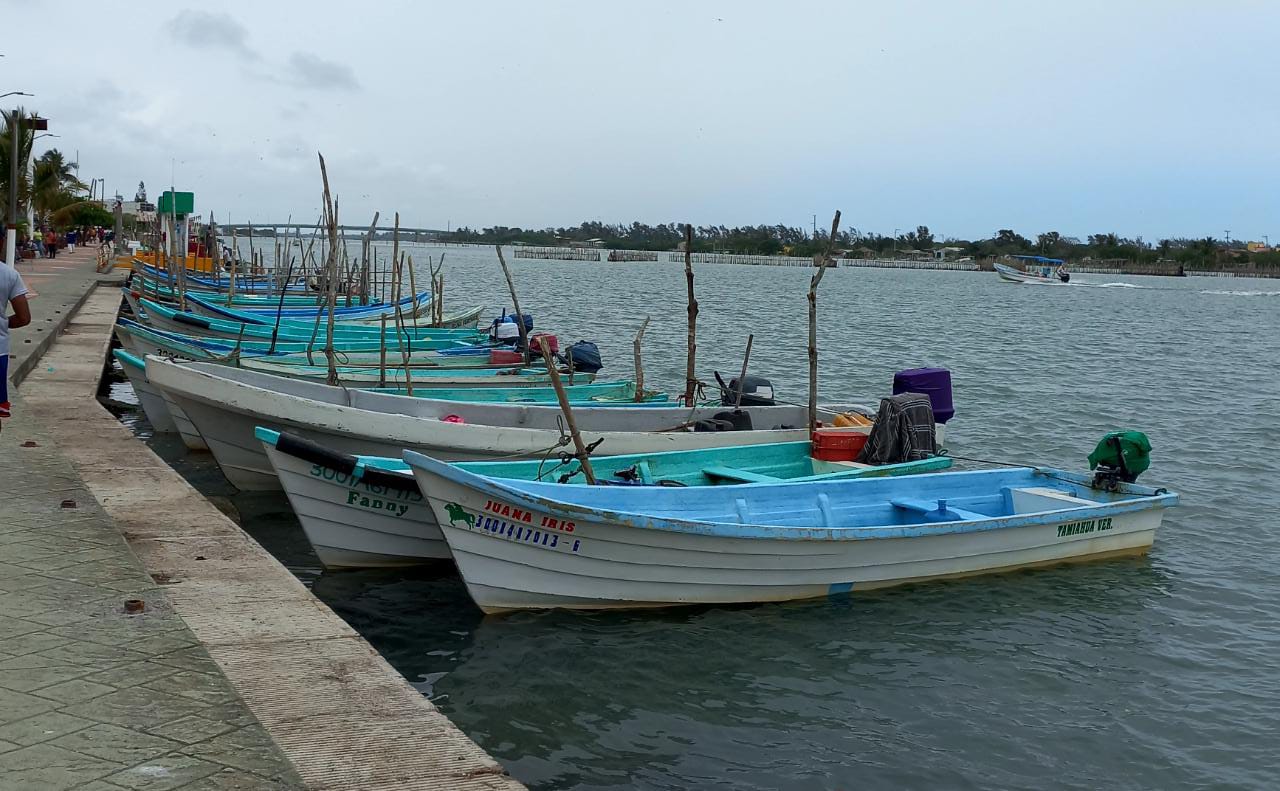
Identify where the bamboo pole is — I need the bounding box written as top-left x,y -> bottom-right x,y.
632,316 -> 650,402
429,253 -> 444,324
733,334 -> 754,410
683,223 -> 698,404
808,211 -> 841,436
392,250 -> 415,396
318,153 -> 340,387
495,245 -> 530,362
267,254 -> 295,354
538,336 -> 596,484
406,253 -> 420,330
361,212 -> 379,305
434,273 -> 444,325
378,312 -> 388,388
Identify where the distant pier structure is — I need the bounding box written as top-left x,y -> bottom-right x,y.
843,258 -> 979,272
608,250 -> 659,262
665,252 -> 821,267
220,222 -> 448,242
513,246 -> 602,261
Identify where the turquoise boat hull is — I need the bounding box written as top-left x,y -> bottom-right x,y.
115,318 -> 493,359
260,427 -> 952,485
130,293 -> 486,348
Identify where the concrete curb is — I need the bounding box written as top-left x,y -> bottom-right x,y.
10,274 -> 126,388
20,285 -> 527,790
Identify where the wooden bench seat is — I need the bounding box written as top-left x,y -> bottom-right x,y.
702,465 -> 782,484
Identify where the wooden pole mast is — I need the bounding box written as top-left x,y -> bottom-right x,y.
683,223 -> 698,404
808,211 -> 841,436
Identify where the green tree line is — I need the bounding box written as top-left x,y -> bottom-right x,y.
443,222 -> 1277,269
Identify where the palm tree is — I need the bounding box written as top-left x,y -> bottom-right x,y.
0,108 -> 37,227
33,149 -> 86,221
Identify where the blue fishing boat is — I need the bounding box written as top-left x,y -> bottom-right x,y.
402,447 -> 1177,612
133,262 -> 311,293
257,428 -> 952,568
114,318 -> 494,361
127,293 -> 487,349
182,291 -> 434,324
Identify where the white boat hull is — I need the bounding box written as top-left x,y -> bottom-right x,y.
147,359 -> 905,492
116,354 -> 177,433
994,263 -> 1066,284
413,468 -> 1167,613
114,330 -> 208,449
263,442 -> 445,568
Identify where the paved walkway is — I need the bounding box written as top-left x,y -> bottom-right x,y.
0,400 -> 306,790
3,253 -> 523,789
3,248 -> 305,789
8,244 -> 124,385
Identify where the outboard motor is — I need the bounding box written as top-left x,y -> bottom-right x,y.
1058,270 -> 1070,283
562,341 -> 603,374
489,312 -> 534,344
717,374 -> 776,407
892,368 -> 953,423
1088,431 -> 1151,489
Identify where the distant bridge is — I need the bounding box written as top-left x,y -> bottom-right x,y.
219,223 -> 449,239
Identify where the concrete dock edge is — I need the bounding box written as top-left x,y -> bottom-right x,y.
15,284 -> 525,790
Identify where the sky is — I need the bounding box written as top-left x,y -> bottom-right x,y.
4,0 -> 1278,242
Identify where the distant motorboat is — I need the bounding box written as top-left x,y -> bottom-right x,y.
995,256 -> 1071,284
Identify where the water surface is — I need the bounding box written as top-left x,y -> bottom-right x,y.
113,250 -> 1280,789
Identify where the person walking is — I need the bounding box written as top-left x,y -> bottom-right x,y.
0,258 -> 31,421
44,229 -> 57,259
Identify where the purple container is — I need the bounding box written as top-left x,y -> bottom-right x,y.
892,367 -> 954,424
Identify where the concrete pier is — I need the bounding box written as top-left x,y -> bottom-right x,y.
2,248 -> 523,789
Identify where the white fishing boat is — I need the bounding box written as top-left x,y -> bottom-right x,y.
257,427 -> 951,569
112,349 -> 178,433
995,256 -> 1070,284
402,451 -> 1178,613
145,358 -> 929,492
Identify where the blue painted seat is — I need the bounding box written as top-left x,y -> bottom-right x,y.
890,498 -> 986,522
701,466 -> 781,484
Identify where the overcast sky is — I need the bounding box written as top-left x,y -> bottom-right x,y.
5,1 -> 1277,242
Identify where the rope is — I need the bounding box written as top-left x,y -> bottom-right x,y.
939,452 -> 1037,469
941,451 -> 1143,491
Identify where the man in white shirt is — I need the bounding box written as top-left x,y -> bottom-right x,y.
1,260 -> 32,419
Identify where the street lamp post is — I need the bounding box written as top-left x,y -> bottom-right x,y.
893,228 -> 901,257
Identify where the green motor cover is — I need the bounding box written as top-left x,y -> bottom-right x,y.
1088,430 -> 1151,477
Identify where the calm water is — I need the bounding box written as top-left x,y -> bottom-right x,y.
112,247 -> 1280,790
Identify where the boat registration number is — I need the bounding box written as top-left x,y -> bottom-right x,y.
1056,517 -> 1113,538
445,502 -> 582,554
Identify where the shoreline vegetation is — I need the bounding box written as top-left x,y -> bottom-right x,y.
436,223 -> 1280,274
217,221 -> 1277,276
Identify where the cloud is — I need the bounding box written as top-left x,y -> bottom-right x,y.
168,10 -> 257,58
286,52 -> 359,91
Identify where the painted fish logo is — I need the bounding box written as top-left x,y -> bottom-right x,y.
445,503 -> 475,529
